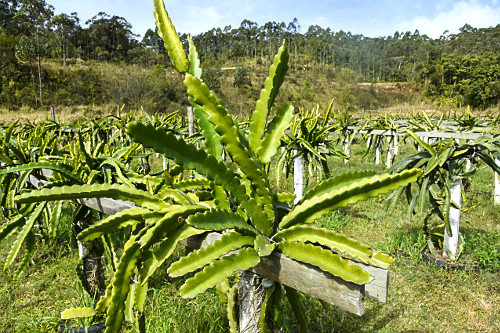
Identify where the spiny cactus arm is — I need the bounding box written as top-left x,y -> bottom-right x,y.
153,0 -> 189,73
406,129 -> 436,156
138,205 -> 206,249
156,187 -> 194,205
296,137 -> 326,161
227,284 -> 239,333
298,170 -> 377,205
134,276 -> 148,314
98,158 -> 133,187
104,240 -> 141,333
275,226 -> 394,268
186,209 -> 258,234
186,34 -> 225,159
48,200 -> 63,238
168,231 -> 254,277
0,161 -> 81,183
61,307 -> 96,320
95,279 -> 114,313
443,182 -> 452,236
126,122 -> 271,236
322,98 -> 334,127
283,286 -> 308,333
0,214 -> 25,242
473,143 -> 500,174
190,97 -> 224,161
13,230 -> 34,279
3,202 -> 45,272
210,182 -> 230,210
15,183 -> 168,211
125,172 -> 163,186
258,283 -> 276,332
0,151 -> 14,164
424,146 -> 454,176
76,207 -> 161,242
278,241 -> 372,285
388,151 -> 430,174
249,44 -> 289,153
140,225 -> 205,284
280,169 -> 421,229
184,74 -> 275,227
1,119 -> 19,146
187,34 -> 202,79
78,133 -> 96,170
180,247 -> 260,298
275,192 -> 295,204
256,102 -> 294,164
172,178 -> 211,190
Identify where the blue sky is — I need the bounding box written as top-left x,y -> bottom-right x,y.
48,0 -> 500,39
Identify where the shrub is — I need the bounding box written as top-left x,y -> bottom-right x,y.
202,67 -> 222,92
233,67 -> 251,87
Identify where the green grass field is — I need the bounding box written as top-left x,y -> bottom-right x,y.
1,139 -> 499,332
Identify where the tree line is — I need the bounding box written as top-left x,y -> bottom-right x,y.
0,0 -> 499,110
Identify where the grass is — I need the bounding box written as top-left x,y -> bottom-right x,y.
1,134 -> 499,332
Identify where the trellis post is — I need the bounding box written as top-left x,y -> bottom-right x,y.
343,134 -> 350,163
495,158 -> 500,205
293,148 -> 303,204
375,141 -> 381,165
386,134 -> 393,169
187,106 -> 195,137
50,105 -> 55,121
443,179 -> 462,259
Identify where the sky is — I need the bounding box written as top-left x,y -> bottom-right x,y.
47,0 -> 500,39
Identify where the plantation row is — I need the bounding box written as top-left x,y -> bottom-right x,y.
1,96 -> 499,331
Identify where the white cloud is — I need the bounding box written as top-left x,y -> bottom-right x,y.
400,0 -> 500,38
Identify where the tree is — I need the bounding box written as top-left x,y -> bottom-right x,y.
0,0 -> 21,33
84,12 -> 138,61
49,12 -> 80,67
233,66 -> 251,87
14,0 -> 54,106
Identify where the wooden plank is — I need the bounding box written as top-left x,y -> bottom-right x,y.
347,127 -> 402,136
345,126 -> 494,140
351,261 -> 389,303
413,131 -> 484,140
27,174 -> 135,215
185,232 -> 366,316
76,198 -> 135,215
251,252 -> 365,316
28,174 -> 48,188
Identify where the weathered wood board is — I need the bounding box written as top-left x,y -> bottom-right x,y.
76,197 -> 135,215
351,261 -> 389,303
185,232 -> 391,315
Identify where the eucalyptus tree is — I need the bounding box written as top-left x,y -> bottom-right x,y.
14,0 -> 54,106
84,12 -> 138,61
49,12 -> 80,67
0,0 -> 21,33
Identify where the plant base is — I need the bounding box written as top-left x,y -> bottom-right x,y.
421,247 -> 478,271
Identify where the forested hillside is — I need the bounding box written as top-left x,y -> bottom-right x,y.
1,0 -> 499,114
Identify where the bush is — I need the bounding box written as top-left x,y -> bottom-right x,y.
202,68 -> 222,92
233,67 -> 251,87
